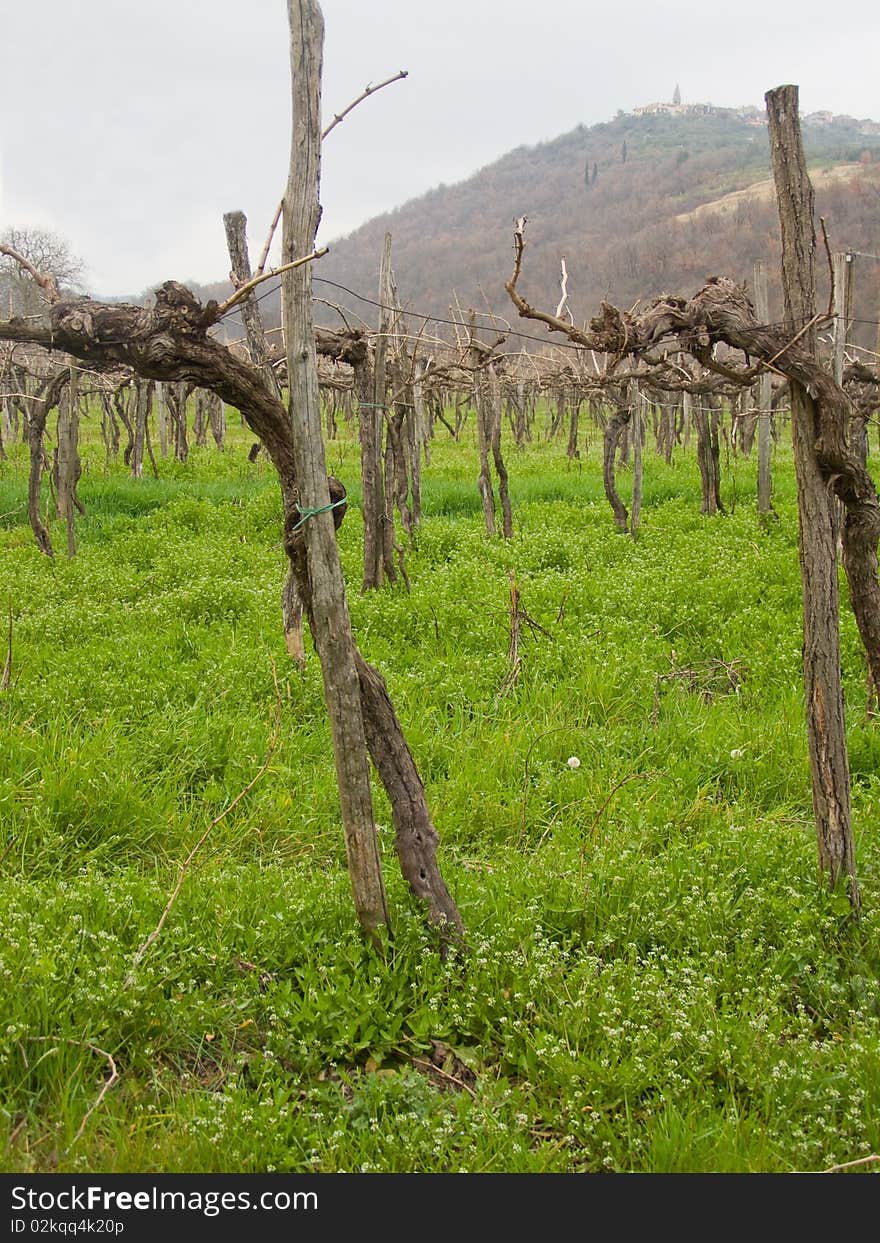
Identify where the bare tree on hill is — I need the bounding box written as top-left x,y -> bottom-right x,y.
0,227 -> 84,316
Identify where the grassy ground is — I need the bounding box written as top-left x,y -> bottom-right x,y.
1,411 -> 880,1173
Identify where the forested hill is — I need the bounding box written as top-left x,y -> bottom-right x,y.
310,107 -> 880,342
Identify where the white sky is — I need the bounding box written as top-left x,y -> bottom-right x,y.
2,0 -> 878,296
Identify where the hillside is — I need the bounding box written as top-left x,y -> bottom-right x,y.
306,107 -> 880,346
179,107 -> 880,349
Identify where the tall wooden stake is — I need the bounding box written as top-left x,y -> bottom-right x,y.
224,209 -> 306,665
376,233 -> 397,581
55,364 -> 80,557
469,314 -> 498,535
223,211 -> 284,403
487,360 -> 513,539
832,251 -> 864,463
831,251 -> 854,386
283,0 -> 389,938
766,84 -> 859,907
753,260 -> 776,518
629,378 -> 643,537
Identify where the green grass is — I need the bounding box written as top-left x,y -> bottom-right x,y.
1,410 -> 880,1173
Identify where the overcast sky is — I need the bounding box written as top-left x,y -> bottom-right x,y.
2,0 -> 878,296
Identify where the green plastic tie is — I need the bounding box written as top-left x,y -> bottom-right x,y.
289,496 -> 347,534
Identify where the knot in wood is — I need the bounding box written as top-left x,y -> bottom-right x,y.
64,310 -> 92,338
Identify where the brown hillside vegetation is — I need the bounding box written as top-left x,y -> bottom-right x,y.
672,161 -> 877,225
307,108 -> 880,346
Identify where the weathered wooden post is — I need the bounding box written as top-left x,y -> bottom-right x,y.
466,333 -> 513,539
629,378 -> 643,537
682,387 -> 692,452
223,212 -> 284,403
376,233 -> 399,580
410,356 -> 426,522
224,209 -> 306,664
55,364 -> 81,556
752,260 -> 776,519
766,84 -> 859,907
487,359 -> 513,538
168,382 -> 189,463
283,0 -> 390,939
207,391 -> 226,450
130,378 -> 152,480
155,382 -> 169,458
832,251 -> 865,464
832,251 -> 854,386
